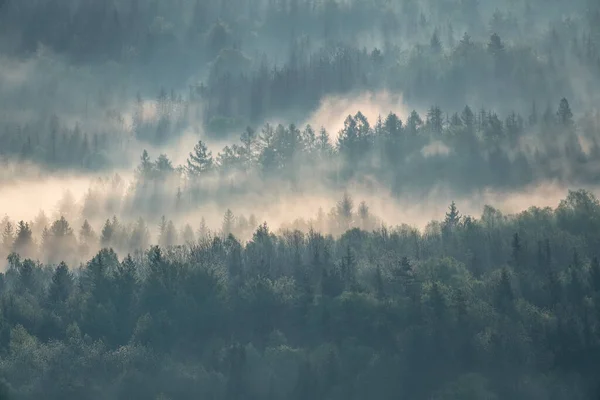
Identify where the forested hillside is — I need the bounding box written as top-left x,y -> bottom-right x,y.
2,0 -> 600,168
2,0 -> 600,399
1,191 -> 600,399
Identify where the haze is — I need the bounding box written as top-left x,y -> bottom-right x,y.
1,0 -> 600,399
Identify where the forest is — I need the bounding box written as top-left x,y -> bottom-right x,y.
2,191 -> 600,399
2,0 -> 600,399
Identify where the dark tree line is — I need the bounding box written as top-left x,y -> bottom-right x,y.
1,190 -> 600,398
2,0 -> 600,162
123,97 -> 597,216
5,98 -> 595,239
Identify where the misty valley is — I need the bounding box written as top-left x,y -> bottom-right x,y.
1,0 -> 600,399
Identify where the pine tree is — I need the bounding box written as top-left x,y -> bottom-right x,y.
155,154 -> 174,176
158,216 -> 167,245
79,220 -> 96,246
181,224 -> 195,244
114,254 -> 138,342
50,217 -> 73,238
18,259 -> 36,293
426,106 -> 443,135
13,221 -> 33,257
48,262 -> 73,304
197,217 -> 209,239
358,201 -> 370,231
101,219 -> 114,248
384,113 -> 403,138
430,29 -> 442,53
164,221 -> 178,247
337,116 -> 360,158
461,105 -> 475,134
444,202 -> 461,227
302,124 -> 317,154
336,193 -> 354,232
158,217 -> 177,247
130,218 -> 150,251
175,187 -> 183,212
488,33 -> 504,55
79,219 -> 93,240
186,140 -> 213,178
41,227 -> 51,256
317,128 -> 333,158
222,209 -> 235,238
557,98 -> 573,126
2,221 -> 14,253
240,126 -> 257,166
32,210 -> 49,239
495,268 -> 514,313
137,149 -> 153,180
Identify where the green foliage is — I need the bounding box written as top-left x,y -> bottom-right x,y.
0,192 -> 598,398
186,140 -> 214,178
1,0 -> 600,397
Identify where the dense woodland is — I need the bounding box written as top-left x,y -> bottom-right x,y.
3,0 -> 600,399
1,0 -> 600,166
2,191 -> 600,399
1,95 -> 597,210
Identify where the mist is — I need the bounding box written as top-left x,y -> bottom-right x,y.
2,0 -> 600,399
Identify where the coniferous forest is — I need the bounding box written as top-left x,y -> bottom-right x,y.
2,0 -> 600,399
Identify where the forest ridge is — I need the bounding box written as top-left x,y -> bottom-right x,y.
1,0 -> 600,399
1,190 -> 600,399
